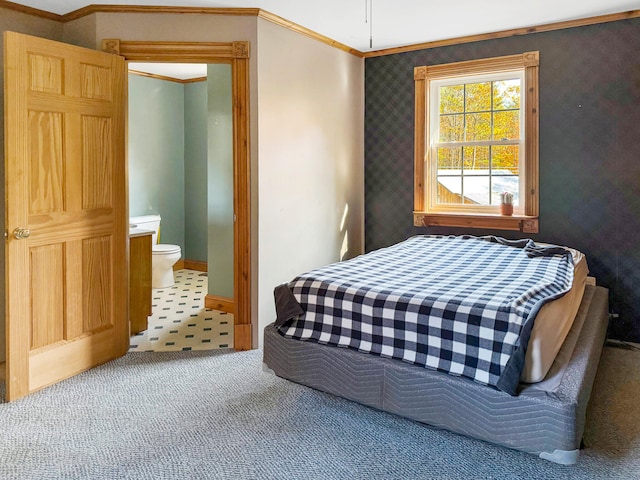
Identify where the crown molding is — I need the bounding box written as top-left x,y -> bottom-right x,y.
256,10 -> 362,57
0,0 -> 61,20
365,9 -> 640,58
60,5 -> 261,22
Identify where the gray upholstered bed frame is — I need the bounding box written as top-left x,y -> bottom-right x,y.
263,285 -> 609,465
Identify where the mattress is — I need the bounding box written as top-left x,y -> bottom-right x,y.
263,285 -> 609,464
276,235 -> 575,394
522,247 -> 588,382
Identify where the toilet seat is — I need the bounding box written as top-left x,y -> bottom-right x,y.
153,244 -> 181,255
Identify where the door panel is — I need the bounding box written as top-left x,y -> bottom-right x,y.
82,235 -> 113,333
82,116 -> 113,209
28,110 -> 64,214
4,31 -> 128,401
30,243 -> 65,349
28,53 -> 63,94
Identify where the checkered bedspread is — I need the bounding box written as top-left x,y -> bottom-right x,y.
275,235 -> 575,395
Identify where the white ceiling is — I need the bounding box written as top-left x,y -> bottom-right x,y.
129,62 -> 207,80
14,1 -> 639,53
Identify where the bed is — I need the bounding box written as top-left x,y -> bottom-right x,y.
262,235 -> 609,464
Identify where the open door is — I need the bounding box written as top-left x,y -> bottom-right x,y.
4,32 -> 128,401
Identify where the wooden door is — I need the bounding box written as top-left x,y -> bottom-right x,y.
4,32 -> 128,401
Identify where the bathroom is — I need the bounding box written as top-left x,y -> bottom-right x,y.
128,62 -> 234,352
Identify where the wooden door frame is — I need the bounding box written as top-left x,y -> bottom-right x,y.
102,39 -> 252,350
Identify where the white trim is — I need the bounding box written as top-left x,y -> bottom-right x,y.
427,69 -> 525,211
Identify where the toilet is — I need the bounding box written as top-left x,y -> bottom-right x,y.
130,215 -> 182,289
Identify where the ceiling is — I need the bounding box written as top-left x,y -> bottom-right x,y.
128,62 -> 207,80
13,1 -> 638,53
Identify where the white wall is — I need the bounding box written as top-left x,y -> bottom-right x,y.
256,18 -> 365,346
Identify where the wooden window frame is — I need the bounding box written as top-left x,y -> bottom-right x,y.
414,52 -> 540,233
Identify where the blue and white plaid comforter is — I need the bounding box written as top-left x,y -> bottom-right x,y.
275,235 -> 574,395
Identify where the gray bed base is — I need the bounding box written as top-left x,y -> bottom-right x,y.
263,285 -> 609,465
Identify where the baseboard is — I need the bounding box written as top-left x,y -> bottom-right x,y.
183,260 -> 207,272
174,259 -> 207,272
205,294 -> 235,315
173,259 -> 185,271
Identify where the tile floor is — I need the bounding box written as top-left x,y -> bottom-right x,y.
129,269 -> 234,353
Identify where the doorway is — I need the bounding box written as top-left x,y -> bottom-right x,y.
102,39 -> 253,351
127,62 -> 235,352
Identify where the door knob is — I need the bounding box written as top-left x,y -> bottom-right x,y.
13,227 -> 31,239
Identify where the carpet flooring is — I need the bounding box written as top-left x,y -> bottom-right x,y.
0,344 -> 638,479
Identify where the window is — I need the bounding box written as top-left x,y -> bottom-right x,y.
414,52 -> 539,233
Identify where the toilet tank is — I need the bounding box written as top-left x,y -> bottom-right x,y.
130,215 -> 161,244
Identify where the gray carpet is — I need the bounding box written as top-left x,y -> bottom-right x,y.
0,345 -> 638,479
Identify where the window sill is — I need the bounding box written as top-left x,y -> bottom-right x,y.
414,212 -> 539,233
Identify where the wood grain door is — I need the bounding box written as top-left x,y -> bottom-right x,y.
4,32 -> 128,401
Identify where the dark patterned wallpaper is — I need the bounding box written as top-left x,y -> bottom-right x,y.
364,19 -> 640,342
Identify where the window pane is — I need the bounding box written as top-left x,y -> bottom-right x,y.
492,145 -> 520,206
493,110 -> 519,140
461,175 -> 490,205
491,145 -> 519,174
462,146 -> 490,170
465,82 -> 491,112
439,85 -> 464,114
437,176 -> 464,204
436,146 -> 521,207
437,147 -> 464,204
462,147 -> 491,205
437,147 -> 462,170
464,112 -> 491,141
439,114 -> 464,142
493,79 -> 520,110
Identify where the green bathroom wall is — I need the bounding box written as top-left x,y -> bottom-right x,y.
184,82 -> 209,262
128,69 -> 232,292
206,64 -> 234,299
128,74 -> 185,252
